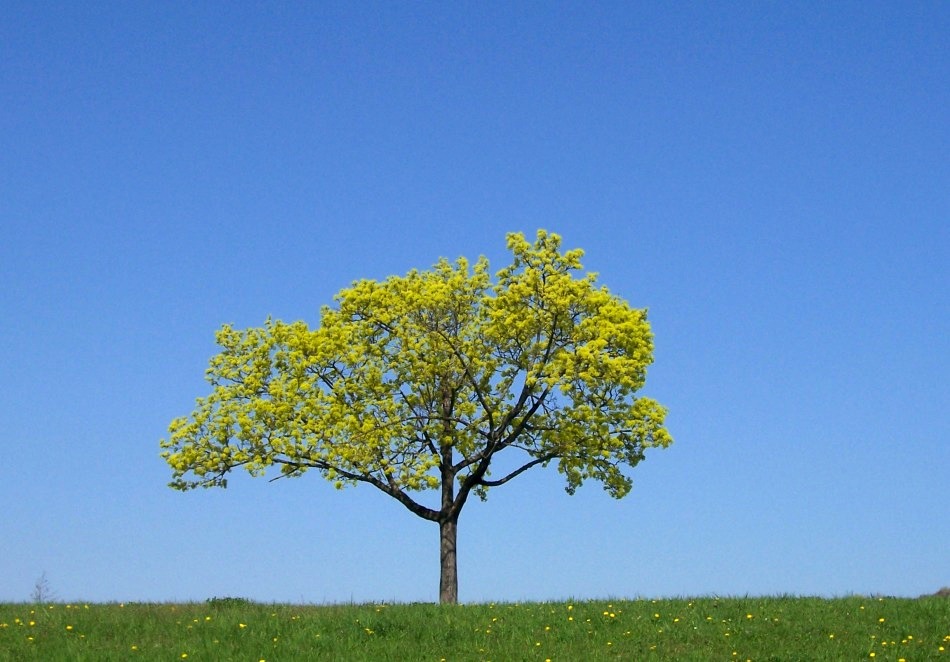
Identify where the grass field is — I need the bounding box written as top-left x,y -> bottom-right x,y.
1,596 -> 947,661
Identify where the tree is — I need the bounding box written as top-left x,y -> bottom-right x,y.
161,230 -> 672,604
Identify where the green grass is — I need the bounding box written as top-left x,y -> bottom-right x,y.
1,596 -> 947,660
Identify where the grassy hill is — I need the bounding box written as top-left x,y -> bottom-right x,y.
2,595 -> 948,660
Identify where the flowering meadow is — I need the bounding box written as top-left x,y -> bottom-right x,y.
1,596 -> 947,660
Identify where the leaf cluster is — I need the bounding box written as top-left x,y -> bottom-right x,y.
160,230 -> 671,518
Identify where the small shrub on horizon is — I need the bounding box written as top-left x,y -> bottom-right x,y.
205,596 -> 254,608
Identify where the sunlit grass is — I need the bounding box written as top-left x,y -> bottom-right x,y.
1,596 -> 947,660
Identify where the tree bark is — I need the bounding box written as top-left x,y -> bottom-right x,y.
439,515 -> 459,604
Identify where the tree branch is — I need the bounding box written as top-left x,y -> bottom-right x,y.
274,457 -> 440,522
477,453 -> 558,488
431,326 -> 496,432
500,385 -> 551,448
496,313 -> 559,439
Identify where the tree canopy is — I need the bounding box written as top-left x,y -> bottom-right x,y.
161,230 -> 672,602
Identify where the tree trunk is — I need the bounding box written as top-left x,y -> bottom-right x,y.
439,515 -> 459,604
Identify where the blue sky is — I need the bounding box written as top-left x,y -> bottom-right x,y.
1,2 -> 947,604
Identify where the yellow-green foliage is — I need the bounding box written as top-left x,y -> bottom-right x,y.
161,230 -> 671,509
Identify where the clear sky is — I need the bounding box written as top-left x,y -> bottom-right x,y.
1,2 -> 947,604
